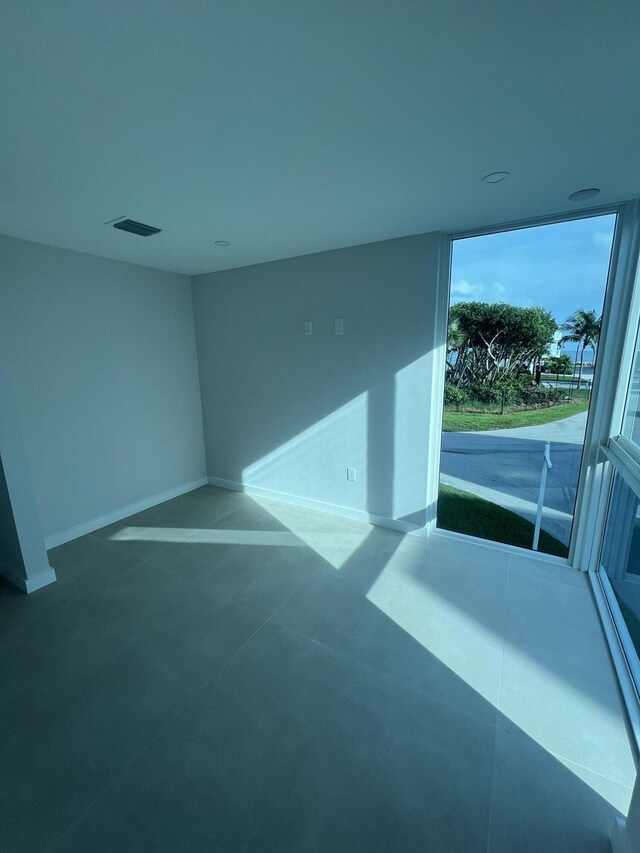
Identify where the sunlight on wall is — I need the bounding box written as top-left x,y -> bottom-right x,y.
239,359 -> 434,526
393,356 -> 430,523
242,393 -> 368,510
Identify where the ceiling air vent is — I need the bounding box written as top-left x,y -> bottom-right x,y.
112,219 -> 161,237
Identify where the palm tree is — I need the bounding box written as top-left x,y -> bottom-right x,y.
446,314 -> 468,385
559,309 -> 601,392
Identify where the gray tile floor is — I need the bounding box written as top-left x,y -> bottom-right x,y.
0,485 -> 635,851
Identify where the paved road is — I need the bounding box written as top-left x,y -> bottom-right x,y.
541,380 -> 590,390
440,411 -> 588,546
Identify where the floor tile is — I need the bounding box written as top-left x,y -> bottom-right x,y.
251,497 -> 360,535
427,532 -> 511,571
0,562 -> 187,698
2,485 -> 634,853
328,536 -> 507,708
273,567 -> 498,724
321,523 -> 407,585
0,564 -> 263,852
149,532 -> 330,617
488,723 -> 622,853
551,754 -> 632,816
508,551 -> 588,590
212,499 -> 359,557
207,500 -> 293,532
0,534 -> 142,639
93,487 -> 246,542
94,521 -> 200,559
47,531 -> 142,579
499,570 -> 636,788
55,622 -> 496,853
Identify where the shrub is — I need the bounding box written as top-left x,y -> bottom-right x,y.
546,388 -> 566,404
546,354 -> 573,375
518,386 -> 566,407
493,371 -> 535,405
448,372 -> 568,411
466,381 -> 500,405
444,382 -> 469,408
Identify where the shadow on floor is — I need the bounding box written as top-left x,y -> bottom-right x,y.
0,487 -> 630,852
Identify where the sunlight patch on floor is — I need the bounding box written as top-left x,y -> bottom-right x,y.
106,526 -> 198,544
366,563 -> 503,710
360,535 -> 635,812
105,509 -> 635,813
106,526 -> 339,548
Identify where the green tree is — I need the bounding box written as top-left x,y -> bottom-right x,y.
546,353 -> 573,375
559,309 -> 601,387
446,302 -> 557,388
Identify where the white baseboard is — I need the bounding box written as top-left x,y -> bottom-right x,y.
432,527 -> 570,565
2,565 -> 57,594
208,476 -> 426,536
45,477 -> 209,549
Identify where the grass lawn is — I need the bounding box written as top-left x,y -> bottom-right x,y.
442,398 -> 589,432
542,373 -> 591,386
438,483 -> 568,558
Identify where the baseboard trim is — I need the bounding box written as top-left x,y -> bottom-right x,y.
2,565 -> 57,594
208,476 -> 426,536
45,477 -> 209,549
432,527 -> 570,565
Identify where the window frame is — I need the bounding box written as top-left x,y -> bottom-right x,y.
427,201 -> 635,561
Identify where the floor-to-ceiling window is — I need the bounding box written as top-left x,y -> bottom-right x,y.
437,213 -> 616,557
599,323 -> 640,665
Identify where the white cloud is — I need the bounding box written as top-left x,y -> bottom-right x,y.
450,279 -> 512,303
450,279 -> 479,295
593,231 -> 613,249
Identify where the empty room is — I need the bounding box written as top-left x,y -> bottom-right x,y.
2,2 -> 640,851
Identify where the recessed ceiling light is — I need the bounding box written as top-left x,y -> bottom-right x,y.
568,188 -> 600,202
214,240 -> 231,247
482,171 -> 510,184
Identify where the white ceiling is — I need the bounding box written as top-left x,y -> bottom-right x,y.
2,1 -> 640,276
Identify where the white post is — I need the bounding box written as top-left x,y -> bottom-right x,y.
533,441 -> 553,551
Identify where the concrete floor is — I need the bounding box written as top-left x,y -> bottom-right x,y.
0,485 -> 635,851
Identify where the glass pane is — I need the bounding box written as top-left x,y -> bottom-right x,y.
438,213 -> 616,557
622,324 -> 640,447
601,472 -> 640,659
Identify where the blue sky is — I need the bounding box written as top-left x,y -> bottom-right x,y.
451,214 -> 616,360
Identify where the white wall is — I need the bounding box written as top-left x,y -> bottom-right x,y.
192,233 -> 441,528
0,235 -> 207,543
